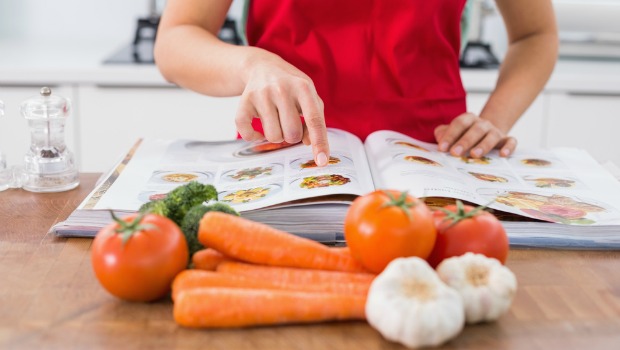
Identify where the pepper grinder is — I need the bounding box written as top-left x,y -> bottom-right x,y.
20,87 -> 79,192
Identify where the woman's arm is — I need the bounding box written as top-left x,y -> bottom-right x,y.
154,0 -> 330,166
435,0 -> 558,158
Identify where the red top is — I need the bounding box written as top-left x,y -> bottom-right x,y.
246,0 -> 467,142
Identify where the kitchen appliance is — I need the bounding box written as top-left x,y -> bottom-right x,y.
19,87 -> 79,192
104,0 -> 242,65
554,0 -> 620,60
460,0 -> 500,68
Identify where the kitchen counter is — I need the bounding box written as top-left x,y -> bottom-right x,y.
1,173 -> 620,349
0,40 -> 171,86
2,40 -> 620,93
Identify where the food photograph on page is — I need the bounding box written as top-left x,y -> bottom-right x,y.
389,139 -> 432,152
477,189 -> 620,225
289,154 -> 354,171
219,184 -> 283,205
395,154 -> 444,167
220,164 -> 283,182
291,174 -> 354,190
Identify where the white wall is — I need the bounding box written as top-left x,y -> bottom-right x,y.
0,0 -> 244,44
0,0 -> 150,43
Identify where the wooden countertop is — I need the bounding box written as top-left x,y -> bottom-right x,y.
1,173 -> 620,349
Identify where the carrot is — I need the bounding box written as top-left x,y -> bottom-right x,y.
172,269 -> 282,301
198,212 -> 368,272
191,248 -> 235,270
330,246 -> 350,254
216,261 -> 375,288
173,267 -> 372,300
173,287 -> 366,328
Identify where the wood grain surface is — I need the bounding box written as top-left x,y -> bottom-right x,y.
1,173 -> 620,350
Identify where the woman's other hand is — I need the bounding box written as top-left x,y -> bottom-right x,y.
434,113 -> 517,158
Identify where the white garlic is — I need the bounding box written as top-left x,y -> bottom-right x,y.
365,257 -> 465,348
436,252 -> 517,324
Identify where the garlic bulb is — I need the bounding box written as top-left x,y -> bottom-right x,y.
436,253 -> 517,324
366,257 -> 464,348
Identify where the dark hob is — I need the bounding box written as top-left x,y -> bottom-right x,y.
459,41 -> 500,69
104,17 -> 242,65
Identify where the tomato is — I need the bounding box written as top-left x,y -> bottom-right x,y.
91,213 -> 188,302
427,202 -> 509,268
344,190 -> 437,273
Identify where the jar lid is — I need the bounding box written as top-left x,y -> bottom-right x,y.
20,87 -> 71,120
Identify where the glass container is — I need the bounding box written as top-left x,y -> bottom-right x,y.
20,87 -> 79,192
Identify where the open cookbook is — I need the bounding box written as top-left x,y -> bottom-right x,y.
52,129 -> 620,249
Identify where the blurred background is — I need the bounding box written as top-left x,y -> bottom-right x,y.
0,0 -> 619,172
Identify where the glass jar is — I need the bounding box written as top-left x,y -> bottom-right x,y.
20,87 -> 79,192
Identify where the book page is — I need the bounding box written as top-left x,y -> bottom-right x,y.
90,128 -> 374,212
365,130 -> 620,226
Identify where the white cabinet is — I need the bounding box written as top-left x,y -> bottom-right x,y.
77,85 -> 240,172
546,92 -> 620,165
0,85 -> 77,169
466,92 -> 546,149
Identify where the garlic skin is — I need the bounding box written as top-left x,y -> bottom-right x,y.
436,253 -> 517,324
366,257 -> 465,349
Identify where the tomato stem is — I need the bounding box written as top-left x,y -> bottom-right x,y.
381,191 -> 417,221
439,199 -> 494,228
109,211 -> 158,245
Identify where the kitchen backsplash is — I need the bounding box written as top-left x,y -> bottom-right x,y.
0,0 -> 243,44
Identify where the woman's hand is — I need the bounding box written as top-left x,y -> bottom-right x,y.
236,51 -> 330,167
434,113 -> 517,158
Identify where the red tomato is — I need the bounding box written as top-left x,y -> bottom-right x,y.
344,190 -> 437,273
427,203 -> 509,268
91,213 -> 188,302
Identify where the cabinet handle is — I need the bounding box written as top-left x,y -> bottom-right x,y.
94,84 -> 179,89
566,92 -> 620,97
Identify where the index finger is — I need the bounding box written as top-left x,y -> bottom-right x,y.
297,85 -> 329,167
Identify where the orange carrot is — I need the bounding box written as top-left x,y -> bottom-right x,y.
198,212 -> 368,272
173,267 -> 372,300
172,269 -> 282,301
173,287 -> 366,328
216,261 -> 375,287
330,246 -> 350,254
191,248 -> 235,270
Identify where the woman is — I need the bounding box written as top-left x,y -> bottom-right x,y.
154,0 -> 557,167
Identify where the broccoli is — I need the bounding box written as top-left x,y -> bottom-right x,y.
181,202 -> 239,257
138,199 -> 169,217
163,181 -> 218,226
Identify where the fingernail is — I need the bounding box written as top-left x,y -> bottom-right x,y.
500,148 -> 511,157
452,145 -> 463,156
472,148 -> 482,158
439,142 -> 449,152
316,152 -> 328,167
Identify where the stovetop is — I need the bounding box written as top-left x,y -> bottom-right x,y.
104,17 -> 242,65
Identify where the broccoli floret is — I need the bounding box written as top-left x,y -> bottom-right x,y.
138,199 -> 169,217
181,202 -> 239,257
163,181 -> 218,226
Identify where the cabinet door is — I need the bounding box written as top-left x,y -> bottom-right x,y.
0,85 -> 77,169
547,92 -> 620,166
466,92 -> 546,149
78,86 -> 240,172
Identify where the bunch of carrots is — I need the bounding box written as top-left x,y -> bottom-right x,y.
172,211 -> 376,328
